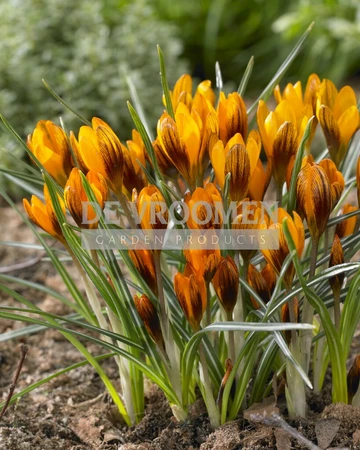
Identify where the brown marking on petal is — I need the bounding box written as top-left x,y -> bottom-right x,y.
212,256 -> 239,314
318,105 -> 341,163
225,144 -> 250,202
272,121 -> 298,186
96,126 -> 124,194
297,164 -> 332,240
160,118 -> 191,184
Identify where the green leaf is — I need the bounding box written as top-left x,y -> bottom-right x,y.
282,217 -> 347,403
0,353 -> 115,409
247,22 -> 314,116
42,79 -> 91,126
157,45 -> 175,120
237,56 -> 254,97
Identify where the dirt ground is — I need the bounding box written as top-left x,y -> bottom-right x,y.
1,205 -> 360,450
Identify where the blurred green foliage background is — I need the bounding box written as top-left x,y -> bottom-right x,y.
1,0 -> 360,196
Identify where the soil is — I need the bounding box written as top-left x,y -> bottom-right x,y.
1,205 -> 360,450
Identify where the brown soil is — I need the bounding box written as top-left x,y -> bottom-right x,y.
1,205 -> 360,450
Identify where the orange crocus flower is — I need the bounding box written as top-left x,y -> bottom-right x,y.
184,182 -> 223,229
257,99 -> 312,187
317,79 -> 360,167
174,264 -> 207,331
23,185 -> 65,242
129,249 -> 157,296
260,209 -> 304,289
274,74 -> 321,149
64,168 -> 108,229
335,204 -> 358,238
134,294 -> 164,351
70,117 -> 124,196
217,92 -> 247,145
157,102 -> 218,191
296,157 -> 344,241
212,256 -> 239,316
248,263 -> 276,309
133,185 -> 168,231
122,130 -> 147,198
27,120 -> 73,186
210,131 -> 262,201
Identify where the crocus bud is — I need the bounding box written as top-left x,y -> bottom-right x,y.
212,256 -> 239,316
174,266 -> 207,331
347,355 -> 360,404
329,234 -> 345,293
134,295 -> 164,351
129,249 -> 157,296
248,263 -> 276,309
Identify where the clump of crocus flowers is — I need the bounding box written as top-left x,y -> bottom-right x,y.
18,62 -> 360,429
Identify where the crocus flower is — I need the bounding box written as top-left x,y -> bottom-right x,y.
347,355 -> 360,404
70,117 -> 124,196
122,130 -> 147,198
296,158 -> 344,241
174,264 -> 207,331
64,168 -> 108,229
27,120 -> 73,186
184,230 -> 221,282
248,263 -> 276,309
23,185 -> 65,242
184,183 -> 223,229
129,249 -> 157,296
217,92 -> 247,145
157,103 -> 218,190
335,204 -> 358,238
274,74 -> 321,149
210,131 -> 262,201
133,185 -> 168,231
212,256 -> 239,316
317,79 -> 359,167
260,209 -> 304,289
134,294 -> 165,351
166,74 -> 216,113
257,99 -> 312,187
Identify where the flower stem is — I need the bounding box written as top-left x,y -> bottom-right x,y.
153,250 -> 182,401
117,191 -> 138,230
300,237 -> 318,373
226,311 -> 235,364
199,342 -> 220,428
333,288 -> 341,331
